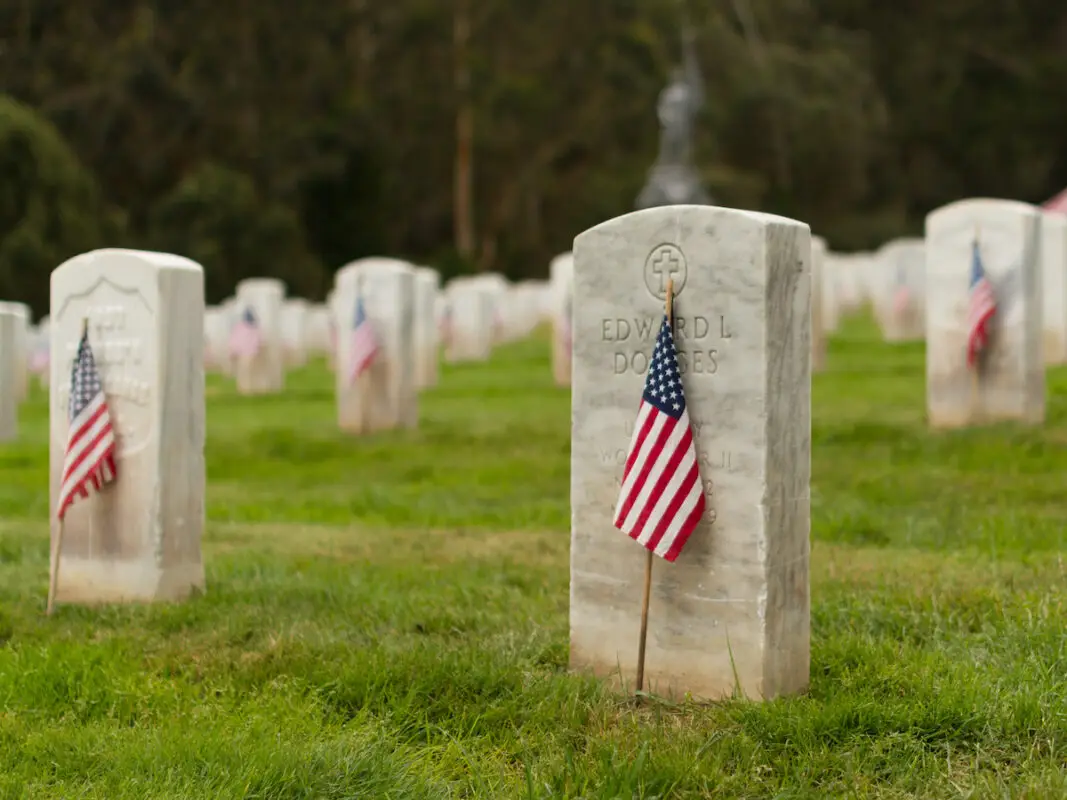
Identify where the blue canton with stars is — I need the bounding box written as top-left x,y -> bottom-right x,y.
641,315 -> 686,419
69,331 -> 103,422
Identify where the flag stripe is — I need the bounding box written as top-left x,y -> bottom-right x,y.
620,414 -> 685,534
647,458 -> 702,555
614,410 -> 671,526
631,423 -> 693,545
660,484 -> 706,562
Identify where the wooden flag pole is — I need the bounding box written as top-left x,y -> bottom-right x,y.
47,318 -> 86,615
46,519 -> 65,616
636,279 -> 674,694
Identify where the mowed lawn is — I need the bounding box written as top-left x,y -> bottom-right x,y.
1,315 -> 1066,798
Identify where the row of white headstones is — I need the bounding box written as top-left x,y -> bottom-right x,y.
0,197 -> 1056,703
0,260 -> 558,440
551,198 -> 1063,429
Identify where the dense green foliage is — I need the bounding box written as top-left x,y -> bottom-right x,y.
0,0 -> 1064,314
2,0 -> 1067,313
0,96 -> 117,313
145,163 -> 324,304
1,320 -> 1066,796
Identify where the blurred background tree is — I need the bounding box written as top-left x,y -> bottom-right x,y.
0,0 -> 1064,314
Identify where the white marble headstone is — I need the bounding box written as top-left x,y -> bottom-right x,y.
444,278 -> 494,363
570,205 -> 811,701
1041,212 -> 1067,365
49,249 -> 206,604
203,306 -> 230,371
333,258 -> 417,432
550,253 -> 574,386
810,237 -> 826,371
280,299 -> 310,367
0,308 -> 19,441
874,238 -> 925,342
925,199 -> 1043,427
233,278 -> 285,394
414,267 -> 441,388
0,302 -> 30,401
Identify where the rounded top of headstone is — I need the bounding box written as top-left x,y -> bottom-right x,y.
236,277 -> 286,296
53,249 -> 204,285
414,266 -> 442,286
925,197 -> 1041,230
464,273 -> 509,292
335,257 -> 414,292
0,301 -> 30,319
875,237 -> 924,258
575,205 -> 809,252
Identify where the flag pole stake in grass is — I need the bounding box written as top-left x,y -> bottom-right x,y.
47,315 -> 118,614
634,278 -> 673,695
46,316 -> 87,615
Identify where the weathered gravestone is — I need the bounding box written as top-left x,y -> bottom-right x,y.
305,304 -> 332,358
233,278 -> 285,394
1041,212 -> 1067,365
32,316 -> 51,388
0,302 -> 30,401
570,205 -> 811,700
874,238 -> 925,342
550,252 -> 574,386
414,267 -> 441,388
0,307 -> 19,441
444,278 -> 494,363
925,199 -> 1043,428
810,236 -> 826,372
49,249 -> 205,603
203,306 -> 231,371
280,298 -> 310,367
333,258 -> 417,433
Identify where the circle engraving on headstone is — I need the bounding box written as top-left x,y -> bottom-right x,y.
643,244 -> 688,300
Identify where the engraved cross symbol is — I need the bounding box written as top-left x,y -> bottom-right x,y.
652,250 -> 683,294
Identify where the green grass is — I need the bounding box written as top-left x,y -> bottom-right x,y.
1,315 -> 1066,798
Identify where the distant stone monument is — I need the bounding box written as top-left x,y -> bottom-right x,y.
636,29 -> 712,209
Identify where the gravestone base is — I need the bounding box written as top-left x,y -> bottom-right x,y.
54,559 -> 205,604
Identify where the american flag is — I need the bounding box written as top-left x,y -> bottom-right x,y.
57,329 -> 117,521
348,294 -> 380,384
613,314 -> 706,562
966,239 -> 997,368
228,307 -> 262,359
891,267 -> 911,315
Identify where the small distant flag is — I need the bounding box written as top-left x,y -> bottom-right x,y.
966,239 -> 997,368
348,294 -> 380,384
57,328 -> 117,521
228,307 -> 262,359
613,315 -> 705,562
